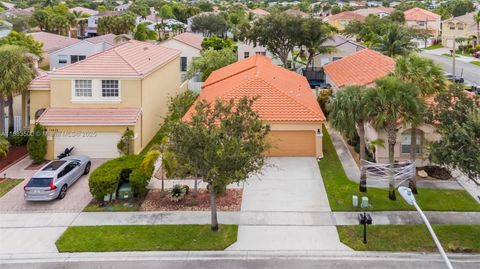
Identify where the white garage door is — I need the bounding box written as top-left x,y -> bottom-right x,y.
54,132 -> 122,158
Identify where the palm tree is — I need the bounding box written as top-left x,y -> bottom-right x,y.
373,25 -> 416,57
394,54 -> 446,193
0,45 -> 35,135
134,23 -> 157,41
301,18 -> 334,68
366,76 -> 424,200
367,139 -> 385,161
329,86 -> 371,192
474,11 -> 480,46
0,136 -> 9,157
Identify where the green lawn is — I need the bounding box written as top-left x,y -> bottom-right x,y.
319,126 -> 480,211
0,179 -> 23,198
424,44 -> 443,50
470,61 -> 480,66
56,225 -> 238,252
442,53 -> 458,58
83,199 -> 142,212
338,225 -> 480,253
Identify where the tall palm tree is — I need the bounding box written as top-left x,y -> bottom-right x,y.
474,11 -> 480,46
301,18 -> 334,68
366,76 -> 424,200
329,86 -> 370,192
373,25 -> 416,57
394,54 -> 446,193
0,45 -> 35,134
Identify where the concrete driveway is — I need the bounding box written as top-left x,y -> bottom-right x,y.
0,158 -> 107,213
229,157 -> 350,251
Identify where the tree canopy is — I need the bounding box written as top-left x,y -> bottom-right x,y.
201,36 -> 234,51
0,31 -> 43,60
191,14 -> 229,36
186,48 -> 236,81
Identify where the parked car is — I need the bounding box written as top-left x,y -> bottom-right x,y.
445,73 -> 464,83
24,155 -> 91,201
473,51 -> 480,58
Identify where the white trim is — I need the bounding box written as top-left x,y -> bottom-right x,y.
71,79 -> 122,103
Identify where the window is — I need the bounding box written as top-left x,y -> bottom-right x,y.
449,23 -> 455,30
71,55 -> 86,64
457,23 -> 464,30
255,51 -> 266,56
74,80 -> 92,97
401,133 -> 421,154
418,21 -> 425,27
180,57 -> 187,72
58,55 -> 67,64
102,80 -> 119,97
244,52 -> 250,59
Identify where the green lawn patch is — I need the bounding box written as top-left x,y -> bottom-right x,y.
470,61 -> 480,66
442,53 -> 458,58
338,225 -> 480,253
83,199 -> 142,212
56,225 -> 238,252
424,44 -> 443,50
0,179 -> 23,198
319,126 -> 480,211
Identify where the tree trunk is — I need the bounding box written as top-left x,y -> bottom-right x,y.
387,125 -> 397,201
161,165 -> 164,192
209,184 -> 218,231
477,23 -> 479,45
409,128 -> 418,194
358,121 -> 367,192
0,98 -> 5,134
7,94 -> 14,135
280,54 -> 289,69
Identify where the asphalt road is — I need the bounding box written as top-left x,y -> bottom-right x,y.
419,52 -> 480,85
2,257 -> 480,269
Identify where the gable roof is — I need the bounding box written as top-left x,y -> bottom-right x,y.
183,55 -> 325,123
323,48 -> 394,88
284,8 -> 309,17
28,31 -> 81,53
324,11 -> 366,22
172,32 -> 204,50
29,40 -> 179,84
85,33 -> 117,45
37,108 -> 141,126
69,7 -> 99,16
404,7 -> 440,21
317,35 -> 365,51
353,7 -> 394,17
250,8 -> 270,16
443,12 -> 475,24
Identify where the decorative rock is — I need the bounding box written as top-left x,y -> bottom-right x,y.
418,170 -> 428,178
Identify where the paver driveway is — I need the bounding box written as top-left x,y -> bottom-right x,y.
229,157 -> 350,251
0,158 -> 108,213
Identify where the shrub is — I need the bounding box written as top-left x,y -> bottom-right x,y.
317,88 -> 333,117
170,184 -> 186,202
27,123 -> 46,164
117,128 -> 134,155
130,150 -> 160,197
8,130 -> 30,146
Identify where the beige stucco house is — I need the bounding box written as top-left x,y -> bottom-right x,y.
404,8 -> 441,39
28,32 -> 81,68
27,40 -> 184,159
441,12 -> 478,48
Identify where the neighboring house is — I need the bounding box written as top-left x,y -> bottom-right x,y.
323,48 -> 394,89
404,7 -> 441,41
312,35 -> 365,67
0,20 -> 12,38
28,32 -> 81,67
49,34 -> 118,70
323,11 -> 366,31
114,2 -> 132,11
353,7 -> 394,18
183,55 -> 326,158
86,10 -> 124,37
441,12 -> 478,48
283,8 -> 309,18
1,1 -> 15,9
160,32 -> 204,81
2,7 -> 33,18
250,8 -> 270,19
27,40 -> 183,159
236,41 -> 284,66
69,7 -> 99,16
323,48 -> 437,166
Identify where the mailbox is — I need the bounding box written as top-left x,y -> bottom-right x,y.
358,213 -> 373,225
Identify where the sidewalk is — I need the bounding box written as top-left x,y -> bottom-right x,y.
423,48 -> 479,64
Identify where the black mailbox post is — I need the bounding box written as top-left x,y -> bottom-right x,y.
358,212 -> 373,244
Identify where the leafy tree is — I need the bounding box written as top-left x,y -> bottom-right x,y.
27,123 -> 47,164
395,1 -> 426,11
373,24 -> 417,57
394,54 -> 446,193
133,22 -> 157,41
366,76 -> 424,200
169,97 -> 270,231
191,14 -> 228,36
0,136 -> 9,157
0,45 -> 35,134
448,0 -> 475,17
201,36 -> 234,51
329,86 -> 370,192
8,15 -> 32,32
117,128 -> 134,155
474,11 -> 480,45
158,4 -> 175,21
331,5 -> 341,15
196,0 -> 213,12
97,12 -> 136,35
300,17 -> 334,68
240,14 -> 303,68
186,48 -> 236,81
128,0 -> 150,19
390,10 -> 406,23
428,86 -> 479,182
30,3 -> 75,36
0,31 -> 43,60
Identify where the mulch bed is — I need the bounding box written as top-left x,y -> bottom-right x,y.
141,189 -> 242,211
0,145 -> 28,172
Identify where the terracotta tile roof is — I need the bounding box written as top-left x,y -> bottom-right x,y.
404,7 -> 440,21
183,55 -> 325,123
28,31 -> 81,53
49,40 -> 180,78
250,8 -> 270,16
37,108 -> 141,126
29,72 -> 51,90
85,33 -> 117,45
284,8 -> 309,17
324,11 -> 366,22
172,32 -> 204,50
353,7 -> 394,17
323,48 -> 394,88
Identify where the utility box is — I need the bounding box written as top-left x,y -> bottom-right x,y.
118,183 -> 133,200
104,192 -> 116,202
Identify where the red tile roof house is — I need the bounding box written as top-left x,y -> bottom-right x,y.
27,40 -> 185,159
28,31 -> 81,68
183,55 -> 326,158
323,48 -> 440,166
404,7 -> 441,39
